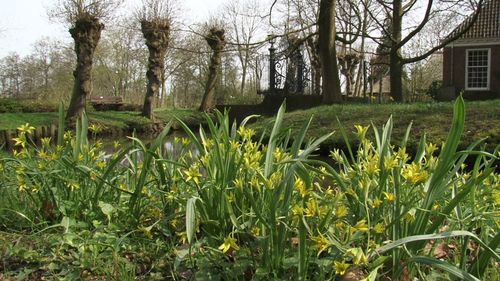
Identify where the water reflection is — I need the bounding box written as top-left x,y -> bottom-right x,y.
99,131 -> 199,162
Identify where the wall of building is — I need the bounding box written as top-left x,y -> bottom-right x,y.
443,43 -> 500,100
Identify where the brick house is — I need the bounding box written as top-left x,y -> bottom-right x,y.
442,0 -> 500,100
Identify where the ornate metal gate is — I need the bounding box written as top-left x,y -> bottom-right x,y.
260,37 -> 311,95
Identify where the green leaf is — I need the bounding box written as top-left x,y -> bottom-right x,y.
413,96 -> 466,236
57,102 -> 65,146
362,265 -> 382,281
186,197 -> 197,245
409,256 -> 480,281
98,201 -> 115,222
469,232 -> 500,278
369,231 -> 499,261
61,216 -> 71,233
265,102 -> 285,177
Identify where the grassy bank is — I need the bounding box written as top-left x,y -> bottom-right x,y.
1,99 -> 499,152
0,108 -> 206,133
251,99 -> 500,153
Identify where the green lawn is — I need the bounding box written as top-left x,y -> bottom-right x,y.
250,99 -> 500,152
1,100 -> 499,153
0,108 -> 206,133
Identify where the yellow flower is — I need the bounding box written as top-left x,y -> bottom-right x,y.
311,233 -> 331,256
13,134 -> 27,148
330,149 -> 344,163
113,141 -> 121,150
373,223 -> 385,234
68,181 -> 80,191
425,142 -> 438,156
354,124 -> 369,140
228,140 -> 239,151
38,149 -> 49,159
184,165 -> 202,185
251,227 -> 261,236
269,172 -> 283,188
335,205 -> 348,218
32,183 -> 41,193
90,171 -> 98,181
234,178 -> 244,189
177,231 -> 188,244
432,203 -> 440,211
335,222 -> 345,230
96,161 -> 106,169
404,208 -> 416,222
226,192 -> 235,203
41,137 -> 51,148
363,158 -> 380,176
237,126 -> 256,140
181,138 -> 190,146
346,247 -> 368,265
218,236 -> 240,253
295,177 -> 308,197
304,198 -> 318,217
63,131 -> 72,142
291,204 -> 304,217
18,184 -> 27,192
384,155 -> 398,171
18,123 -> 35,135
351,219 -> 369,234
13,149 -> 28,159
250,176 -> 261,190
372,197 -> 382,208
397,147 -> 409,162
402,163 -> 429,185
383,192 -> 396,203
334,260 -> 350,276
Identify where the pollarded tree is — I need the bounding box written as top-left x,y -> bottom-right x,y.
50,0 -> 122,121
138,0 -> 176,119
199,26 -> 226,112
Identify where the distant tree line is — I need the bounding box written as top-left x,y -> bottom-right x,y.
0,0 -> 483,119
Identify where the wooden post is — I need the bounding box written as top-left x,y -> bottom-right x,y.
50,125 -> 57,140
5,130 -> 13,151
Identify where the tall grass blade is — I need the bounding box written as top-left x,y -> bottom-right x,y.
408,256 -> 480,281
400,121 -> 412,148
80,111 -> 88,147
291,117 -> 312,157
57,102 -> 65,146
469,232 -> 500,278
174,117 -> 203,152
186,197 -> 197,245
265,102 -> 285,177
336,117 -> 355,163
413,96 -> 465,235
240,114 -> 260,127
369,231 -> 499,261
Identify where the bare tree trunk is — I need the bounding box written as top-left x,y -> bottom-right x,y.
66,15 -> 104,120
199,28 -> 226,112
318,0 -> 342,103
141,20 -> 170,119
389,2 -> 404,104
354,1 -> 369,97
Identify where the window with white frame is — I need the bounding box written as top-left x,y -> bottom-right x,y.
466,49 -> 490,90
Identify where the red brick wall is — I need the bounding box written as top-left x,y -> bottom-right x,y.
443,44 -> 500,100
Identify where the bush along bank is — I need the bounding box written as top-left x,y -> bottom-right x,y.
0,97 -> 498,280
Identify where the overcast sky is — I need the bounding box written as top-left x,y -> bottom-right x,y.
0,0 -> 226,58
